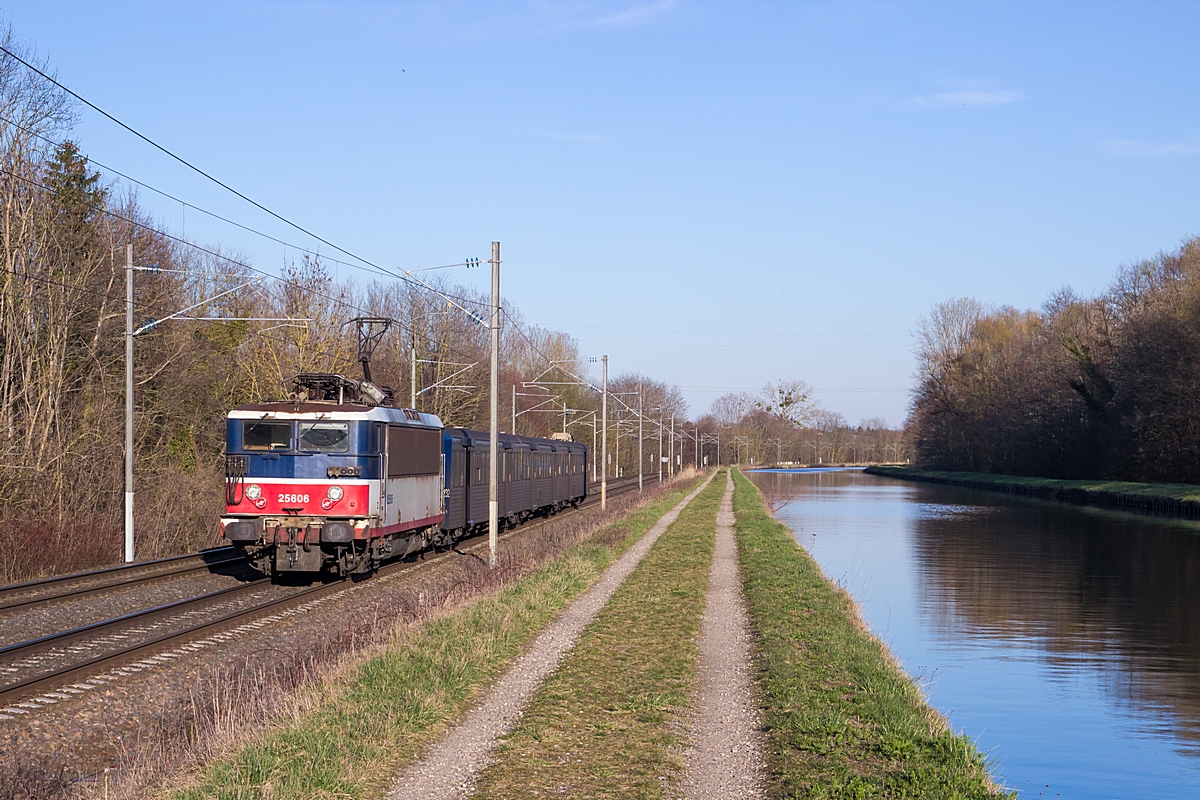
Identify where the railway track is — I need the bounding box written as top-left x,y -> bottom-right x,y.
0,475 -> 647,709
0,546 -> 245,613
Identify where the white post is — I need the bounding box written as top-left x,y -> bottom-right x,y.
489,241 -> 500,569
124,244 -> 134,563
638,382 -> 643,493
669,417 -> 674,478
600,355 -> 608,509
410,345 -> 417,409
658,413 -> 663,483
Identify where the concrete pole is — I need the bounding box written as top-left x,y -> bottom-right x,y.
638,382 -> 643,493
669,417 -> 674,477
410,345 -> 417,409
600,354 -> 608,509
592,413 -> 597,482
658,413 -> 663,483
512,383 -> 516,435
124,244 -> 134,563
488,241 -> 500,569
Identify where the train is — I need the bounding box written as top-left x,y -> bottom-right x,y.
221,372 -> 589,577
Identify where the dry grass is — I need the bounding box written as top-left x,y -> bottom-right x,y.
37,472 -> 702,800
731,469 -> 1007,798
0,465 -> 224,584
472,469 -> 725,799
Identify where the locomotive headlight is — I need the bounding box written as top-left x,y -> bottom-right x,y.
244,484 -> 262,501
326,485 -> 344,502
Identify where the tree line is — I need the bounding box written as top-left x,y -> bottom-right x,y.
0,21 -> 899,579
0,28 -> 689,578
690,380 -> 907,470
909,236 -> 1200,483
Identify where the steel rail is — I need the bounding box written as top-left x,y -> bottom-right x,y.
0,547 -> 243,612
0,578 -> 270,661
0,473 -> 649,706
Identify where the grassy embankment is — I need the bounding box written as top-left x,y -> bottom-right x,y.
866,465 -> 1200,518
170,475 -> 706,800
732,468 -> 1007,798
473,469 -> 725,799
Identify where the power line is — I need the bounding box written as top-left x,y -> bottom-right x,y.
0,110 -> 487,308
503,307 -> 675,429
0,165 -> 491,368
525,312 -> 911,329
0,262 -> 309,350
547,322 -> 913,338
0,43 -> 384,274
574,338 -> 912,349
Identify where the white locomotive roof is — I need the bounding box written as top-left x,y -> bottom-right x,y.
228,403 -> 443,429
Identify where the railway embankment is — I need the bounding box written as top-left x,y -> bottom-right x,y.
866,465 -> 1200,518
731,468 -> 1006,797
0,474 -> 669,799
157,472 -> 709,800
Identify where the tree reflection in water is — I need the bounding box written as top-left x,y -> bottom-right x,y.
751,468 -> 1200,796
909,484 -> 1200,753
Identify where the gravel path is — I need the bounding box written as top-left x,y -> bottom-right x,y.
385,471 -> 717,800
0,481 -> 662,784
679,470 -> 767,799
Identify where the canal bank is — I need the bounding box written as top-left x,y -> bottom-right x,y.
730,469 -> 1004,797
866,465 -> 1200,518
756,466 -> 1200,798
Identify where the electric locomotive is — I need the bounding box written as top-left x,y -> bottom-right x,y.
220,372 -> 591,578
222,373 -> 445,576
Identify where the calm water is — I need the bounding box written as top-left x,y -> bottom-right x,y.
749,468 -> 1200,799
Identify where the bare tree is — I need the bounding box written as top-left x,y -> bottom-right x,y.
757,379 -> 819,428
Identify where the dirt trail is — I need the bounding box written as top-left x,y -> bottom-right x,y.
385,471 -> 717,800
679,470 -> 767,799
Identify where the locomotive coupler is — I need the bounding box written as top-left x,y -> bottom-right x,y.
286,526 -> 299,566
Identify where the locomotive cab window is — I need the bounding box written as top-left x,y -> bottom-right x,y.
299,422 -> 349,453
243,420 -> 290,451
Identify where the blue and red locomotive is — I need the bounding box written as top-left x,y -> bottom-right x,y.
221,372 -> 589,577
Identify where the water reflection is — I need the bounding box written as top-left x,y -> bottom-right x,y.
751,469 -> 1200,798
911,485 -> 1200,753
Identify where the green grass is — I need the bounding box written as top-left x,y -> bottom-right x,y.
865,465 -> 1200,503
172,477 -> 706,800
732,469 -> 1007,799
472,470 -> 726,800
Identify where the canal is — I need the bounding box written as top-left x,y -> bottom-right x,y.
749,467 -> 1200,799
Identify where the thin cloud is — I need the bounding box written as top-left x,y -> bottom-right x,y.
1096,138 -> 1200,157
918,89 -> 1023,107
530,0 -> 676,31
588,0 -> 674,28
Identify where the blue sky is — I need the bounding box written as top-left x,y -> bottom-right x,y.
9,1 -> 1200,425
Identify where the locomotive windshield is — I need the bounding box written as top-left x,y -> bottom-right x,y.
299,422 -> 349,453
244,420 -> 291,450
